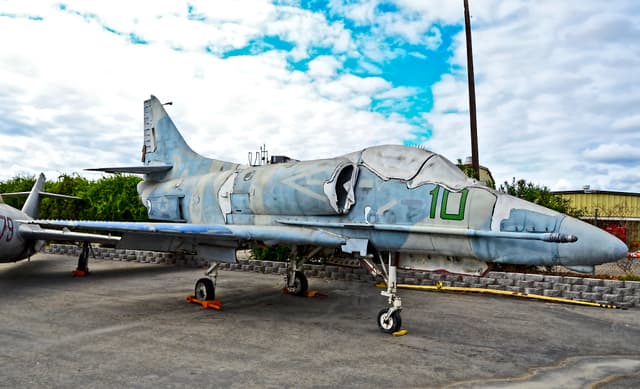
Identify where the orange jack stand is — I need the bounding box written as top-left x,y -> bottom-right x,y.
186,295 -> 222,310
282,288 -> 329,298
71,269 -> 89,277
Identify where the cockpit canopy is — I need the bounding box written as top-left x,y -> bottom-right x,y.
359,145 -> 474,189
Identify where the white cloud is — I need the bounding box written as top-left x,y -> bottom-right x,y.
0,0 -> 639,196
583,144 -> 639,163
424,0 -> 640,192
307,55 -> 342,78
0,1 -> 422,183
612,114 -> 640,130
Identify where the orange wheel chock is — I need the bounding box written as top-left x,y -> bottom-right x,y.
282,288 -> 329,298
304,290 -> 328,298
71,270 -> 89,277
186,295 -> 222,310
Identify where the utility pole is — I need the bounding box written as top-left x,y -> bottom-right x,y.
464,0 -> 480,180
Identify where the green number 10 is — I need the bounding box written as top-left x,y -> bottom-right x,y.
429,186 -> 469,221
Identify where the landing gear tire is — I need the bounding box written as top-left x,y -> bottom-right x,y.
195,278 -> 215,301
290,271 -> 308,296
377,309 -> 402,334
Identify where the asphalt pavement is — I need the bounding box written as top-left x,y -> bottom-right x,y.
1,254 -> 639,388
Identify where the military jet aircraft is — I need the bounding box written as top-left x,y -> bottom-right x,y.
28,96 -> 628,333
0,173 -> 119,271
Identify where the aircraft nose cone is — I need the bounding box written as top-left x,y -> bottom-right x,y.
558,217 -> 628,265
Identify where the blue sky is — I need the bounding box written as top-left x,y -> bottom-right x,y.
0,0 -> 639,192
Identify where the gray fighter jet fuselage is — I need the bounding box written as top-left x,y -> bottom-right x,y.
30,96 -> 628,333
133,96 -> 625,271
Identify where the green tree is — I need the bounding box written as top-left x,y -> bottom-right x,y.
499,178 -> 583,217
40,173 -> 91,219
0,175 -> 36,209
77,174 -> 148,221
1,174 -> 148,221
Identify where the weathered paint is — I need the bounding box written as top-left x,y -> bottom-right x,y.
28,96 -> 629,274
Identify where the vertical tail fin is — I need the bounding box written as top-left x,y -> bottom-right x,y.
142,96 -> 196,168
140,95 -> 238,179
21,173 -> 46,218
89,95 -> 238,178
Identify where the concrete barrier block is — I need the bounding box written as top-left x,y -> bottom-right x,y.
583,278 -> 603,287
564,291 -> 582,300
506,286 -> 522,293
603,293 -> 623,302
496,279 -> 514,287
571,285 -> 591,293
581,292 -> 602,301
524,288 -> 543,295
524,274 -> 545,282
552,284 -> 570,291
485,272 -> 505,279
593,286 -> 612,294
542,289 -> 561,297
602,280 -> 625,288
462,276 -> 479,284
614,287 -> 634,296
563,277 -> 583,285
515,280 -> 534,288
533,281 -> 552,289
624,280 -> 640,290
505,272 -> 525,281
478,278 -> 496,286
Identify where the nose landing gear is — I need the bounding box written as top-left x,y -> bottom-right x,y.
361,250 -> 404,334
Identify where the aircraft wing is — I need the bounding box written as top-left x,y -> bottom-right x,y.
18,224 -> 120,245
23,220 -> 347,261
27,220 -> 345,244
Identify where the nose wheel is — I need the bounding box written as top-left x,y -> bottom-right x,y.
377,308 -> 402,333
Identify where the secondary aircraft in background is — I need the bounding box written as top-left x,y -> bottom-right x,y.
27,96 -> 628,333
1,173 -> 119,273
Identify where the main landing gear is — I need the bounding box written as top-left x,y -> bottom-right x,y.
72,241 -> 91,277
361,250 -> 403,334
284,245 -> 312,296
195,263 -> 219,301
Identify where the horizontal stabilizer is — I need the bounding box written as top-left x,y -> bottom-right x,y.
2,192 -> 82,200
86,165 -> 173,174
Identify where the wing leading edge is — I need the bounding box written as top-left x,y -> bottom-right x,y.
24,220 -> 347,249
